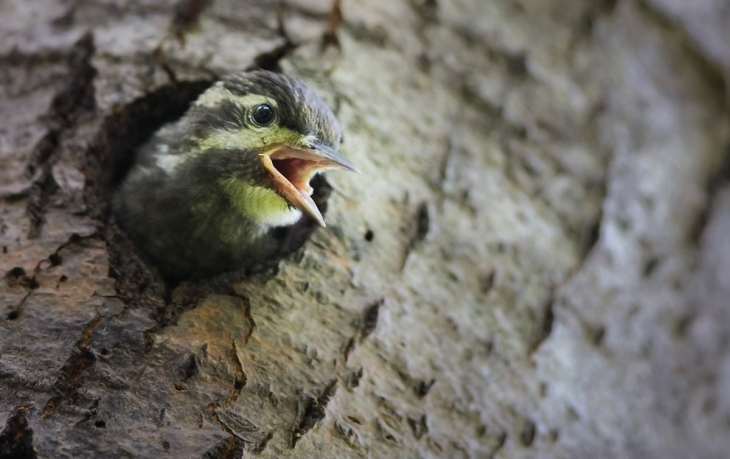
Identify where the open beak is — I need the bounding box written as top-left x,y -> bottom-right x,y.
260,139 -> 359,227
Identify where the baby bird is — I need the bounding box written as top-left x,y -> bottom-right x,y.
113,70 -> 358,279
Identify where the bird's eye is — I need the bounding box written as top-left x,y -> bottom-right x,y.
252,103 -> 275,126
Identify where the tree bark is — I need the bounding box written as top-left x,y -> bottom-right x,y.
1,0 -> 730,458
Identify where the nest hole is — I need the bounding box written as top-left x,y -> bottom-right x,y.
83,76 -> 333,317
84,79 -> 212,297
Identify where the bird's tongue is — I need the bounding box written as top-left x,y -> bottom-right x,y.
260,141 -> 358,227
272,158 -> 315,196
260,151 -> 326,226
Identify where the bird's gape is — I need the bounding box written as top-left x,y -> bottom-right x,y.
271,157 -> 318,196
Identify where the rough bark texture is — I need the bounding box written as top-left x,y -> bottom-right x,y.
1,0 -> 730,458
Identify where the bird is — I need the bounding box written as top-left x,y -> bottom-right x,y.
112,70 -> 359,280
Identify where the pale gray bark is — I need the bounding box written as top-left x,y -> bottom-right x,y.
1,0 -> 730,458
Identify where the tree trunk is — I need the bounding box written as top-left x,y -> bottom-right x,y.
2,0 -> 730,458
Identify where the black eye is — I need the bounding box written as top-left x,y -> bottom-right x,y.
252,103 -> 275,126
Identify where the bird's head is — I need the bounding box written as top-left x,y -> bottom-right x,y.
170,70 -> 358,227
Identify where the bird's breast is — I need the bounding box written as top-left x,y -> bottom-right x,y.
218,178 -> 303,230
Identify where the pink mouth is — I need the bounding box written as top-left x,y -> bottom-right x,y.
260,147 -> 343,226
